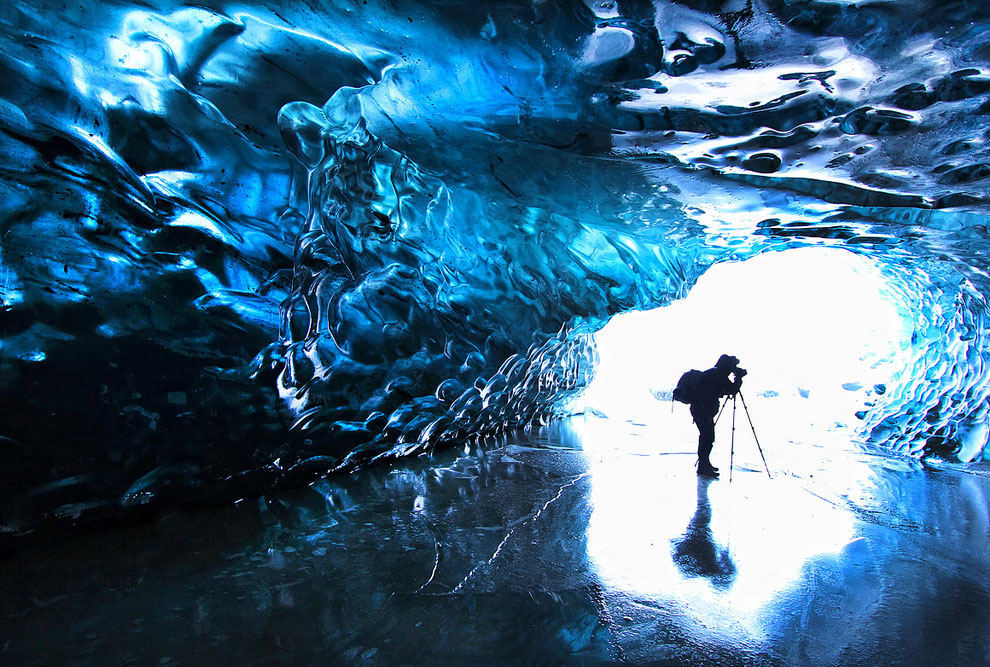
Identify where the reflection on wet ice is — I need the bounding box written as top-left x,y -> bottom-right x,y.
671,478 -> 736,589
582,413 -> 858,639
1,416 -> 989,664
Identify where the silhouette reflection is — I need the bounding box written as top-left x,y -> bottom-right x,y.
671,477 -> 736,589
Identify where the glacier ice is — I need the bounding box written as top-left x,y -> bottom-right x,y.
1,0 -> 990,533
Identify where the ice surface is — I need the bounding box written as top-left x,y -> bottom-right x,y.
1,0 -> 990,533
2,418 -> 989,665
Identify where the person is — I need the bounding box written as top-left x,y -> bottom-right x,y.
689,354 -> 746,478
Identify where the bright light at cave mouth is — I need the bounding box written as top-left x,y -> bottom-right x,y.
578,247 -> 913,629
578,246 -> 913,443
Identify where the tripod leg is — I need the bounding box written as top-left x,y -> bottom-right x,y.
714,394 -> 731,426
738,391 -> 772,479
729,394 -> 737,483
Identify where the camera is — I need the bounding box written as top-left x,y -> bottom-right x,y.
734,367 -> 748,378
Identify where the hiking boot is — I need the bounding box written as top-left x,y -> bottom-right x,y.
695,459 -> 719,474
697,463 -> 720,478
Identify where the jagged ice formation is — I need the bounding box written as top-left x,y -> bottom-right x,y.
1,0 -> 989,534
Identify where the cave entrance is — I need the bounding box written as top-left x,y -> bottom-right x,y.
577,246 -> 913,451
578,246 -> 913,618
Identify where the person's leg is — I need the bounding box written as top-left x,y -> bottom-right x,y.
697,418 -> 715,470
690,405 -> 719,476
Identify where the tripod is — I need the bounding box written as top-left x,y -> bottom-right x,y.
715,390 -> 771,481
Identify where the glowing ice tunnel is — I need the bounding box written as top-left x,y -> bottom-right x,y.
1,0 -> 989,537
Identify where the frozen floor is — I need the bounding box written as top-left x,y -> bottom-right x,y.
2,415 -> 989,665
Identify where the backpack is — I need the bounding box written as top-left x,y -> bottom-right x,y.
672,369 -> 703,404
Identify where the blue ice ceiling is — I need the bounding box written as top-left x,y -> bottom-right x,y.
1,0 -> 989,528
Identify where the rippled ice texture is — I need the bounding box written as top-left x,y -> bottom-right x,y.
1,0 -> 989,531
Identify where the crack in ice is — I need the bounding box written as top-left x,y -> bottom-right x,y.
450,471 -> 590,594
413,514 -> 444,594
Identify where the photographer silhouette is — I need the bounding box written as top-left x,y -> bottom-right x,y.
686,354 -> 745,478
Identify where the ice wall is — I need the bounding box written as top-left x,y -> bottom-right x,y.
1,0 -> 989,532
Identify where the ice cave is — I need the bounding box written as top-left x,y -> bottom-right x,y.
1,0 -> 989,664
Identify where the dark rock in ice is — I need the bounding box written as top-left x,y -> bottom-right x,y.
742,152 -> 782,173
839,107 -> 916,136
